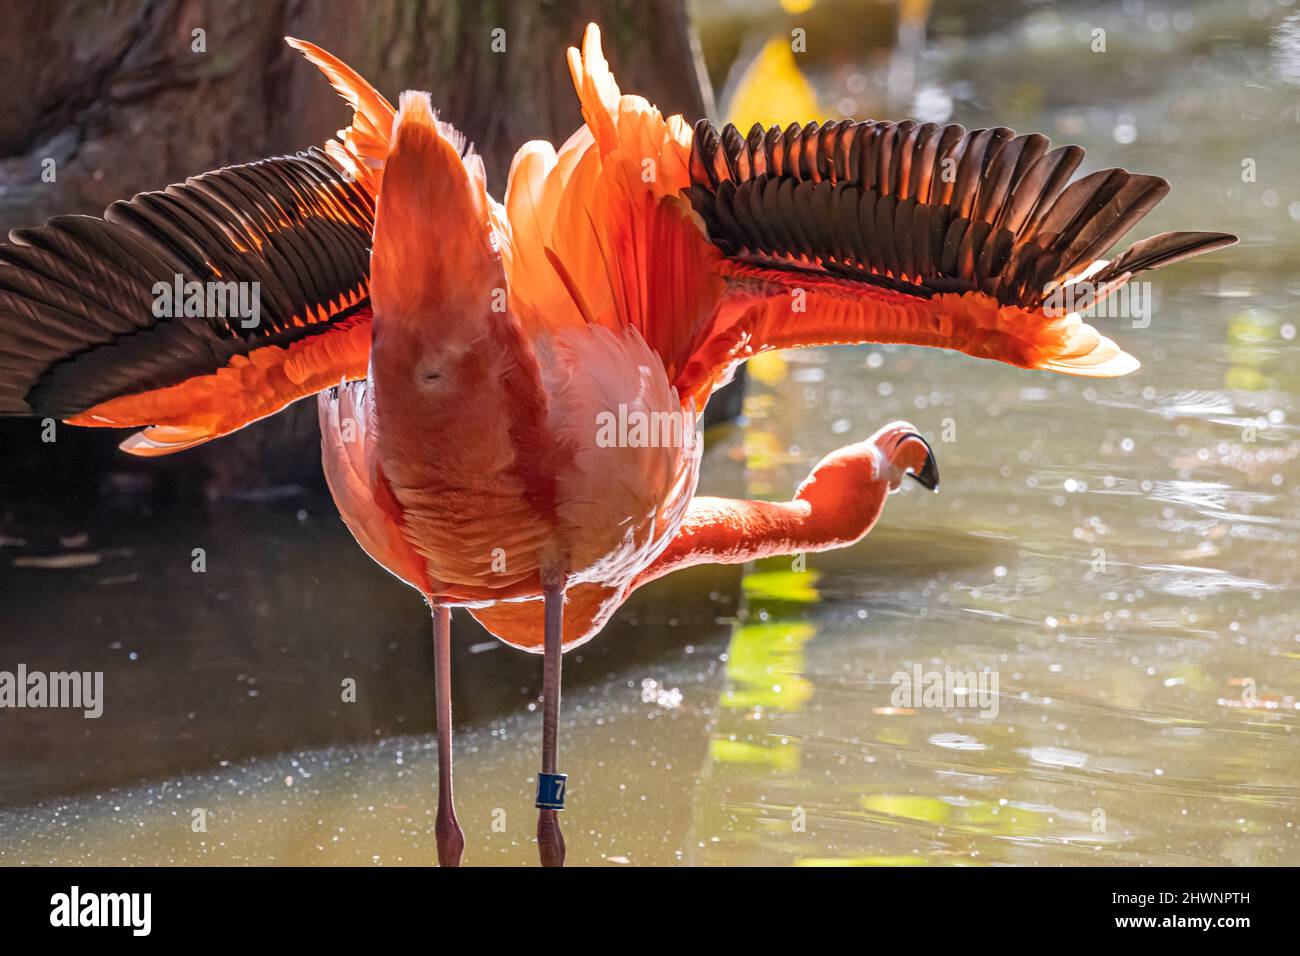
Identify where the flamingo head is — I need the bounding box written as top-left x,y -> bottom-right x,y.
872,421 -> 940,494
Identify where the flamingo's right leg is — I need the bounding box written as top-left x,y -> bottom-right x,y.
431,604 -> 465,866
535,578 -> 567,867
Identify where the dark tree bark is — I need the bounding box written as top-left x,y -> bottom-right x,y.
0,0 -> 713,228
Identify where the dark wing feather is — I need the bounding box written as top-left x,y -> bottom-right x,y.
1092,231 -> 1237,283
685,118 -> 1234,309
0,148 -> 373,417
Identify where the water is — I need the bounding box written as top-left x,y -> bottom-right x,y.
1,0 -> 1298,865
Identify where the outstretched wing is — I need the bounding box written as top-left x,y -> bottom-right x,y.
679,118 -> 1236,394
0,149 -> 374,454
549,24 -> 1235,412
0,38 -> 394,456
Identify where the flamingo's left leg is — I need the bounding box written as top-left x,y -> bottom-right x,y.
536,576 -> 567,867
431,604 -> 465,866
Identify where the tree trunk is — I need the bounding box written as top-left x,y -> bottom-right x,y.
1,0 -> 712,225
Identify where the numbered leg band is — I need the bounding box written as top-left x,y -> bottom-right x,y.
536,772 -> 568,810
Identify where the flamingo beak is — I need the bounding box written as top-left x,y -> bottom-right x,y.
907,434 -> 940,492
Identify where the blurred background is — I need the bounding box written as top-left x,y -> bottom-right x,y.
0,0 -> 1297,865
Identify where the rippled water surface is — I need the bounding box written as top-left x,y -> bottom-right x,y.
1,0 -> 1297,865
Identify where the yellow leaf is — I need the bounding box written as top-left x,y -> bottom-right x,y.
726,38 -> 821,133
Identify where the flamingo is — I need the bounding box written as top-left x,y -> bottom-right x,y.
0,24 -> 1233,867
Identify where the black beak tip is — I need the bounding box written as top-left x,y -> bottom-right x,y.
904,435 -> 940,492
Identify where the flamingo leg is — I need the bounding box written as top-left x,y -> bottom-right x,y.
432,604 -> 465,867
536,579 -> 567,867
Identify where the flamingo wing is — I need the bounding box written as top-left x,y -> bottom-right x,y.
553,24 -> 1235,413
674,118 -> 1236,399
0,150 -> 375,454
0,39 -> 395,456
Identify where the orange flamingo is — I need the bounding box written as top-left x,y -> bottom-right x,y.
0,24 -> 1233,866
